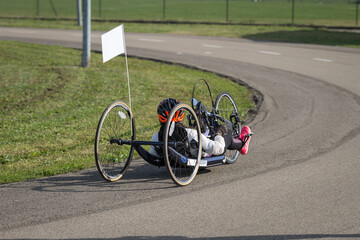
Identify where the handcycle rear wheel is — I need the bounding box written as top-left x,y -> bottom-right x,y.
94,101 -> 135,181
163,103 -> 202,186
215,92 -> 240,164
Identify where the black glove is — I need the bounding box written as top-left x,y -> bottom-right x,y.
215,125 -> 227,136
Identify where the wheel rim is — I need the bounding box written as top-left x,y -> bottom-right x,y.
95,102 -> 134,181
164,104 -> 202,186
215,93 -> 240,163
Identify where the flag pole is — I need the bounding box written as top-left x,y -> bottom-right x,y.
122,25 -> 133,134
101,24 -> 131,110
122,25 -> 131,111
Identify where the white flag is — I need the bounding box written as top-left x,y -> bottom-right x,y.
101,24 -> 126,63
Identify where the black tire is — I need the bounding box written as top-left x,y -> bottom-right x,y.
95,101 -> 135,181
163,104 -> 202,186
215,92 -> 240,164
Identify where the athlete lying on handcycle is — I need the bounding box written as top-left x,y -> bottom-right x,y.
95,79 -> 253,186
149,98 -> 252,160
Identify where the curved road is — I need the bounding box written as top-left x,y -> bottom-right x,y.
0,27 -> 360,239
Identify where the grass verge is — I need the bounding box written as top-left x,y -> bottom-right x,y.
0,41 -> 254,184
0,0 -> 357,26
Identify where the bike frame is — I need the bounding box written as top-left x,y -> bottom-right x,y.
110,138 -> 225,168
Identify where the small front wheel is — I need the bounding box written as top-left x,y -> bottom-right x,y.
215,92 -> 240,164
163,104 -> 202,186
94,101 -> 135,181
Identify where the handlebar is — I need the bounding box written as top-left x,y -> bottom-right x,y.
192,98 -> 225,138
191,79 -> 240,139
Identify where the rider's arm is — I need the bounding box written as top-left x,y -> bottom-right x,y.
203,134 -> 226,155
186,129 -> 225,156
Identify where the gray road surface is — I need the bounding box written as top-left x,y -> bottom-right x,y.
0,27 -> 359,239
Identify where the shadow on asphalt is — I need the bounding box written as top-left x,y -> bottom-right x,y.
24,160 -> 178,193
242,29 -> 360,47
7,233 -> 360,239
2,158 -> 215,193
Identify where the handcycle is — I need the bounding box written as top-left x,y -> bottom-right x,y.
94,79 -> 252,186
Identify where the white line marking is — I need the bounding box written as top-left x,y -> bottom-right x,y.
204,51 -> 212,55
177,52 -> 182,55
9,29 -> 37,34
138,38 -> 165,43
312,58 -> 333,63
258,51 -> 281,56
202,44 -> 223,48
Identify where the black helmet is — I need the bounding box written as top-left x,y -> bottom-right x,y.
157,98 -> 184,123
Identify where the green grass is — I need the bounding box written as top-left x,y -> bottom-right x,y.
0,41 -> 254,184
0,0 -> 358,26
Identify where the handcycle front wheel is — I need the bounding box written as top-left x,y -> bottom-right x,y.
94,101 -> 135,182
215,91 -> 240,164
163,103 -> 202,186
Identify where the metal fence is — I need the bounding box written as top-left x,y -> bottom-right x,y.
0,0 -> 359,26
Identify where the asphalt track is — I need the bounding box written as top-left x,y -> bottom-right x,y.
0,27 -> 360,239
